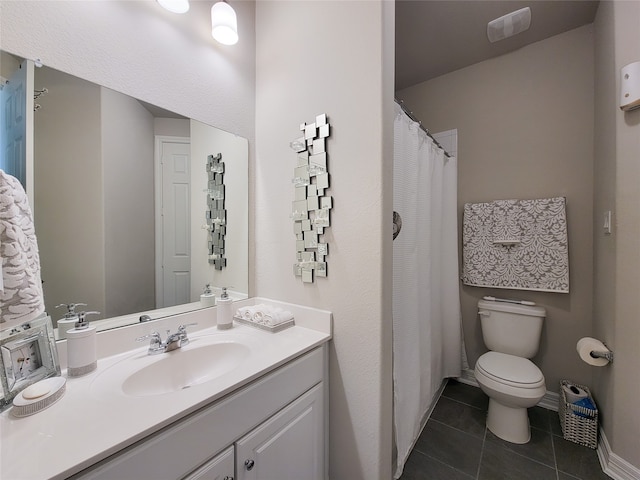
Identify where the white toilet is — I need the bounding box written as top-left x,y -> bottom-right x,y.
474,299 -> 547,444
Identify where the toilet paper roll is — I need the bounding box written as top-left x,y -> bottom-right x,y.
562,383 -> 589,403
576,337 -> 610,366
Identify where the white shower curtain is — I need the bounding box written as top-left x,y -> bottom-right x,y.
393,103 -> 462,478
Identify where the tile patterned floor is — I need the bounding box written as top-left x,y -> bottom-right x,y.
399,380 -> 612,480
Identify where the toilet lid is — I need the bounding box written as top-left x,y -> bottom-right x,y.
476,352 -> 544,387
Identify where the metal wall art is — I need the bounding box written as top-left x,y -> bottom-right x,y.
290,113 -> 332,283
206,153 -> 227,270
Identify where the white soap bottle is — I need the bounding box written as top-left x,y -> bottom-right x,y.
216,287 -> 233,330
200,284 -> 216,307
55,303 -> 87,340
66,311 -> 100,377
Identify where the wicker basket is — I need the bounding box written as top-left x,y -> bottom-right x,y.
559,380 -> 598,449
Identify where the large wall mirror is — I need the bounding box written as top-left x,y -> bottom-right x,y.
0,51 -> 248,337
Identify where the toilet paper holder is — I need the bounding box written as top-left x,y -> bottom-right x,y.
589,346 -> 614,363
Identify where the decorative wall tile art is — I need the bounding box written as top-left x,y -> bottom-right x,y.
206,153 -> 227,270
462,196 -> 569,293
290,114 -> 332,283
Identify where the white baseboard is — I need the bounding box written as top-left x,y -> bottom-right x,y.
598,428 -> 640,480
538,390 -> 560,412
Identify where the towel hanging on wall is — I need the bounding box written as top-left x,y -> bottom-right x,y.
462,196 -> 569,293
0,169 -> 45,329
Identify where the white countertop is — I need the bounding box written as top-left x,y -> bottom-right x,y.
0,298 -> 332,480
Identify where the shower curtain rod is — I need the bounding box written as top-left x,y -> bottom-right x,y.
394,97 -> 452,158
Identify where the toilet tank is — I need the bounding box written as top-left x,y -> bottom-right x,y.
478,300 -> 546,358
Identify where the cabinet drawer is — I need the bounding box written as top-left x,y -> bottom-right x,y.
74,346 -> 325,480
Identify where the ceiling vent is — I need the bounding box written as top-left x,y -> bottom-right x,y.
487,7 -> 531,43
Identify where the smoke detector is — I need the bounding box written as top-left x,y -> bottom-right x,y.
487,7 -> 531,43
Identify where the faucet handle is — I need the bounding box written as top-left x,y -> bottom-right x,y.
177,323 -> 198,346
136,331 -> 164,355
178,323 -> 198,332
136,331 -> 159,342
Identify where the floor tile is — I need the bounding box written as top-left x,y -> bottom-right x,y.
430,396 -> 487,439
414,419 -> 484,477
399,449 -> 475,480
558,473 -> 582,480
528,406 -> 551,432
554,435 -> 611,480
550,410 -> 564,436
400,381 -> 614,480
478,440 -> 557,480
486,427 -> 556,467
442,380 -> 490,410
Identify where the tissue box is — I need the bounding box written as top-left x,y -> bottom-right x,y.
559,380 -> 598,449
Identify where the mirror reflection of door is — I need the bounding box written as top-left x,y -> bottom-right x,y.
0,58 -> 34,203
157,137 -> 191,308
1,50 -> 249,332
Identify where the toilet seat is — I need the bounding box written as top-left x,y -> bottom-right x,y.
476,352 -> 544,389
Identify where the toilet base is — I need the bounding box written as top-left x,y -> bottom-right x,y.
486,398 -> 531,444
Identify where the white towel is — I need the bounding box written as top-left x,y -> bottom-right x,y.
236,304 -> 294,326
236,306 -> 257,320
0,169 -> 45,329
263,310 -> 294,327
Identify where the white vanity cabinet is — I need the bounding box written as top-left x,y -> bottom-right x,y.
183,447 -> 234,480
72,345 -> 327,480
235,383 -> 324,480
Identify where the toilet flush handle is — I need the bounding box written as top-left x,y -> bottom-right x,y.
478,310 -> 491,317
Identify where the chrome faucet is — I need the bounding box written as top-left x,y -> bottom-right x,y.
136,323 -> 197,355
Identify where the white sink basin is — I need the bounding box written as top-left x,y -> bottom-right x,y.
91,333 -> 256,398
122,341 -> 250,396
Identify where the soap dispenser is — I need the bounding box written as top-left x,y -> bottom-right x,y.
200,284 -> 216,307
66,311 -> 100,377
216,287 -> 233,330
55,303 -> 87,339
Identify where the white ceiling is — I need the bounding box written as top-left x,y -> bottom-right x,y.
395,0 -> 600,91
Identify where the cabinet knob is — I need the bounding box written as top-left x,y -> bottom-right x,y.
223,477 -> 234,480
244,459 -> 255,471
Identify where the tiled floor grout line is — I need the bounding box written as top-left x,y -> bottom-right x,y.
549,422 -> 560,480
441,394 -> 486,412
417,449 -> 477,480
428,416 -> 485,440
475,425 -> 487,480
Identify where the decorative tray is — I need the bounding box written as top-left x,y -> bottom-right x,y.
233,316 -> 295,333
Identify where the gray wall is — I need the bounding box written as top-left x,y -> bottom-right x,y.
33,67 -> 105,317
102,87 -> 156,318
593,0 -> 640,469
398,25 -> 596,392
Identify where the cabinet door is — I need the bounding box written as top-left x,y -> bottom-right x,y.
183,446 -> 234,480
236,383 -> 324,480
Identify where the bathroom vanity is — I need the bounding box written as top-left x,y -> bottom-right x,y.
0,299 -> 332,480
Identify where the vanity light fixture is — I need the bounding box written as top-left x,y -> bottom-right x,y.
157,0 -> 190,14
211,1 -> 239,45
